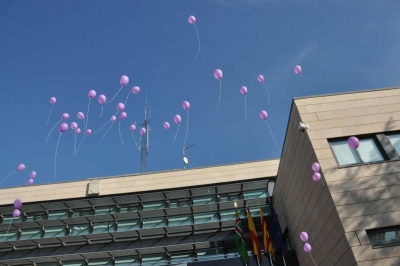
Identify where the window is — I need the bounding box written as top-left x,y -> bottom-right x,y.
168,214 -> 192,226
117,220 -> 140,232
219,193 -> 241,203
142,217 -> 167,229
243,189 -> 268,200
25,212 -> 46,222
44,226 -> 66,238
19,228 -> 42,240
194,212 -> 219,224
170,253 -> 193,264
387,134 -> 400,155
0,230 -> 18,241
95,206 -> 117,215
92,222 -> 115,234
48,210 -> 69,220
330,138 -> 384,166
197,248 -> 224,261
367,227 -> 400,247
1,215 -> 22,224
169,199 -> 191,208
114,256 -> 139,265
88,258 -> 113,266
248,205 -> 269,218
142,201 -> 166,211
70,224 -> 91,236
119,204 -> 140,213
141,254 -> 167,265
73,209 -> 93,217
62,261 -> 86,266
193,195 -> 217,206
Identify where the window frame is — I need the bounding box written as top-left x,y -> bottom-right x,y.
367,226 -> 400,248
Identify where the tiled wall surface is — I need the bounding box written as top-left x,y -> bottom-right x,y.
0,160 -> 279,205
294,88 -> 400,265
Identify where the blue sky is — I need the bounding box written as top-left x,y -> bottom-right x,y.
0,0 -> 399,188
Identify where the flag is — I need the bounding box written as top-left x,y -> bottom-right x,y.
235,210 -> 249,264
270,204 -> 286,255
247,207 -> 262,264
260,206 -> 275,259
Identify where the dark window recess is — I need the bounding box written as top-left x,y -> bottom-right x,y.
367,226 -> 400,247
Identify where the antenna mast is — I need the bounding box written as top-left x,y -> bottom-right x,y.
140,91 -> 151,173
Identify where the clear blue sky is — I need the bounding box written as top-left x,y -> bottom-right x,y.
1,0 -> 399,188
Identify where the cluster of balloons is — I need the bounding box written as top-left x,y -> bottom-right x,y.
163,101 -> 190,144
311,162 -> 324,185
300,232 -> 318,266
13,199 -> 22,218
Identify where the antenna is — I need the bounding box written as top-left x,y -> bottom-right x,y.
140,90 -> 151,173
182,144 -> 195,169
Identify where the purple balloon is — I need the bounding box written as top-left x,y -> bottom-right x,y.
131,86 -> 140,94
174,114 -> 182,124
50,97 -> 56,105
62,113 -> 69,120
313,172 -> 321,182
17,164 -> 26,171
240,86 -> 248,95
28,178 -> 34,186
110,116 -> 116,122
116,102 -> 125,111
214,69 -> 223,80
98,95 -> 106,105
120,75 -> 129,86
188,15 -> 196,24
85,129 -> 92,136
140,127 -> 147,136
119,112 -> 127,120
88,90 -> 96,99
312,162 -> 320,172
257,75 -> 264,83
70,122 -> 78,130
130,124 -> 136,131
75,128 -> 81,134
259,110 -> 268,120
304,243 -> 312,253
294,65 -> 302,75
60,123 -> 68,133
348,136 -> 360,149
13,209 -> 21,218
164,122 -> 170,130
30,171 -> 36,179
183,101 -> 190,110
300,232 -> 308,242
77,112 -> 84,120
14,199 -> 22,209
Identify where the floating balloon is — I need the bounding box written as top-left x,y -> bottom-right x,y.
98,94 -> 107,117
257,74 -> 270,106
46,113 -> 69,143
214,69 -> 223,109
303,242 -> 317,266
312,172 -> 321,182
98,116 -> 117,143
172,115 -> 181,142
30,171 -> 36,179
86,129 -> 92,136
28,178 -> 34,186
140,127 -> 147,136
130,124 -> 140,150
312,162 -> 320,172
188,15 -> 201,58
77,112 -> 85,120
96,103 -> 124,135
70,122 -> 78,130
348,136 -> 360,149
0,163 -> 26,186
164,121 -> 174,138
300,232 -> 308,242
13,209 -> 20,218
182,101 -> 190,144
54,123 -> 68,178
14,199 -> 22,209
119,112 -> 128,145
259,110 -> 278,146
47,97 -> 57,125
107,75 -> 129,104
124,86 -> 140,107
86,90 -> 97,131
294,65 -> 319,80
240,86 -> 248,121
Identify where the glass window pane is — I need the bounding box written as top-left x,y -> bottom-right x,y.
44,226 -> 66,238
62,261 -> 85,266
179,199 -> 191,207
170,253 -> 192,263
70,224 -> 90,236
117,220 -> 140,232
20,228 -> 42,240
141,254 -> 167,263
0,230 -> 18,241
330,141 -> 361,166
168,214 -> 192,226
229,194 -> 241,201
219,195 -> 229,202
93,222 -> 115,234
25,213 -> 46,222
143,201 -> 166,211
88,258 -> 113,266
358,139 -> 384,163
73,209 -> 93,217
142,217 -> 167,229
119,204 -> 140,213
48,210 -> 69,220
114,256 -> 139,265
220,210 -> 236,221
388,134 -> 400,155
2,215 -> 22,224
169,201 -> 179,208
369,230 -> 399,245
95,206 -> 117,216
193,212 -> 219,224
243,189 -> 268,200
193,196 -> 217,206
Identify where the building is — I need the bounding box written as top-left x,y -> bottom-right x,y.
0,87 -> 399,265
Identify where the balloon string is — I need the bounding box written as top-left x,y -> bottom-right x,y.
309,252 -> 318,266
86,99 -> 91,130
193,23 -> 201,59
0,170 -> 16,186
244,95 -> 247,122
98,122 -> 114,143
132,131 -> 140,150
300,74 -> 320,80
217,79 -> 222,110
83,117 -> 86,140
124,91 -> 131,106
137,136 -> 142,148
94,120 -> 110,135
47,105 -> 54,125
265,120 -> 278,146
46,119 -> 61,143
262,82 -> 270,106
100,105 -> 104,117
173,124 -> 180,142
76,135 -> 85,154
106,85 -> 124,105
3,219 -> 12,241
168,129 -> 174,138
119,121 -> 125,145
73,134 -> 76,157
184,110 -> 189,144
54,132 -> 62,178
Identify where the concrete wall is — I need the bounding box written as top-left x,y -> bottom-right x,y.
273,103 -> 354,266
295,87 -> 400,265
0,159 -> 279,205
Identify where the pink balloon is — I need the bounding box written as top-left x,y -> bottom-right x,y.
188,15 -> 196,24
98,95 -> 106,105
50,97 -> 56,105
131,86 -> 140,94
214,69 -> 223,80
304,243 -> 312,253
75,128 -> 81,134
163,122 -> 170,130
120,75 -> 129,86
294,65 -> 302,75
77,112 -> 84,120
174,114 -> 182,124
312,162 -> 320,172
259,110 -> 268,120
300,232 -> 308,242
110,116 -> 116,122
17,164 -> 25,171
313,172 -> 321,182
30,171 -> 36,179
70,122 -> 78,130
85,129 -> 92,136
240,86 -> 248,95
119,112 -> 127,120
257,75 -> 264,83
62,113 -> 69,120
28,178 -> 34,186
130,124 -> 136,131
116,103 -> 125,111
14,199 -> 22,209
88,90 -> 96,99
13,209 -> 20,217
140,127 -> 147,136
60,123 -> 68,133
183,101 -> 190,110
348,136 -> 360,149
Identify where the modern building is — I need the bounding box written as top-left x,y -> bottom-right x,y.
0,87 -> 399,265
